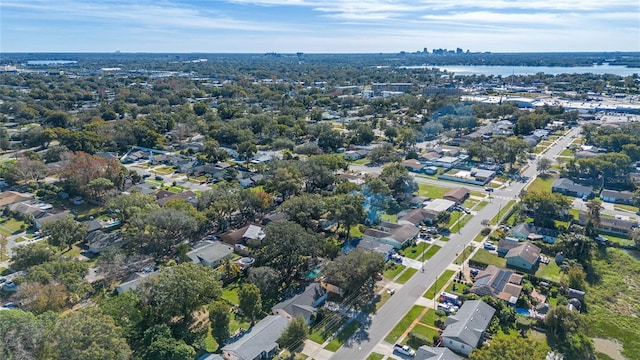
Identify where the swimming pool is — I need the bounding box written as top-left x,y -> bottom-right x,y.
515,307 -> 531,317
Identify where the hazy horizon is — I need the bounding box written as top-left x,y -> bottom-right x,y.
1,0 -> 639,53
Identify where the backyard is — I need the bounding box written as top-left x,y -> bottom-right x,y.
527,176 -> 554,193
470,249 -> 507,268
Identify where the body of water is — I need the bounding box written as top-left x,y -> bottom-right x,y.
401,64 -> 639,77
515,307 -> 532,317
26,60 -> 77,66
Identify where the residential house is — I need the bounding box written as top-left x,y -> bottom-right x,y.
261,212 -> 287,225
551,178 -> 593,197
156,190 -> 197,207
424,166 -> 439,175
419,151 -> 441,163
221,224 -> 266,245
272,283 -> 327,324
443,187 -> 470,204
470,265 -> 523,305
355,238 -> 396,260
577,212 -> 637,236
362,221 -> 419,249
496,237 -> 521,257
402,159 -> 426,173
344,150 -> 369,161
415,346 -> 463,360
511,222 -> 560,244
116,270 -> 157,295
470,168 -> 496,183
398,208 -> 436,226
85,230 -> 125,254
441,300 -> 495,356
574,151 -> 599,159
199,354 -> 224,360
221,315 -> 288,360
423,199 -> 456,216
34,210 -> 71,230
187,241 -> 234,268
0,191 -> 32,208
431,156 -> 461,169
600,189 -> 634,205
504,242 -> 541,272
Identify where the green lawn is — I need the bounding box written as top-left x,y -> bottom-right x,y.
473,233 -> 486,242
475,201 -> 489,211
534,261 -> 562,283
421,309 -> 442,327
324,320 -> 362,351
423,245 -> 441,260
367,353 -> 384,360
449,213 -> 471,233
406,323 -> 440,345
309,316 -> 347,344
585,249 -> 640,360
559,149 -> 574,157
614,204 -> 639,213
417,183 -> 452,199
470,249 -> 506,268
383,264 -> 406,280
601,234 -> 634,246
396,268 -> 418,284
0,217 -> 27,233
384,305 -> 426,344
401,243 -> 424,260
423,270 -> 456,299
380,212 -> 398,223
221,284 -> 241,305
527,176 -> 554,193
453,246 -> 474,265
151,166 -> 176,175
351,158 -> 369,165
490,200 -> 517,225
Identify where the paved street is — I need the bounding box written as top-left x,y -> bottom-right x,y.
332,126 -> 581,359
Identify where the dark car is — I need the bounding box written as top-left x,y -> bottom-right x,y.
154,175 -> 163,181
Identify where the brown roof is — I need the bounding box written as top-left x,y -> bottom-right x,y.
157,190 -> 196,206
0,191 -> 32,207
505,242 -> 541,265
401,159 -> 424,170
399,208 -> 435,226
443,187 -> 470,203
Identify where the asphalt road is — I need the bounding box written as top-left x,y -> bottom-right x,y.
333,126 -> 581,359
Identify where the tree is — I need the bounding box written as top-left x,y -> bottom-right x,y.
58,152 -> 126,196
141,262 -> 222,322
368,143 -> 401,164
192,101 -> 209,116
556,234 -> 596,266
321,249 -> 384,302
265,166 -> 302,200
565,264 -> 586,290
129,208 -> 198,255
85,177 -> 115,201
208,300 -> 231,348
143,336 -> 196,360
237,141 -> 257,161
584,200 -> 601,237
17,281 -> 68,314
326,193 -> 365,238
278,316 -> 309,352
247,266 -> 281,301
280,193 -> 326,230
106,192 -> 159,224
521,191 -> 570,229
0,309 -> 53,360
100,290 -> 145,341
0,234 -> 7,261
537,157 -> 552,174
3,157 -> 48,184
51,308 -> 131,360
10,241 -> 56,270
43,216 -> 87,250
26,259 -> 91,304
238,283 -> 262,325
470,336 -> 549,360
545,306 -> 594,360
256,221 -> 322,282
379,162 -> 417,201
221,259 -> 241,281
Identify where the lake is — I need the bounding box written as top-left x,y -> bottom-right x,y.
401,64 -> 639,77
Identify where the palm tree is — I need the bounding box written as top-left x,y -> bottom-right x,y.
221,260 -> 241,281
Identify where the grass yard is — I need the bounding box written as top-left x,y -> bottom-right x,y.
421,309 -> 443,327
527,176 -> 554,193
601,234 -> 634,246
400,243 -> 424,260
614,204 -> 639,213
151,166 -> 176,175
379,212 -> 398,223
470,249 -> 506,268
367,353 -> 384,360
423,270 -> 456,299
406,323 -> 440,345
559,149 -> 574,157
423,245 -> 441,260
490,200 -> 517,225
449,214 -> 472,233
324,320 -> 362,351
309,316 -> 347,344
0,217 -> 27,233
585,249 -> 640,360
396,268 -> 418,284
534,261 -> 563,283
350,158 -> 369,165
474,201 -> 489,211
221,283 -> 241,305
453,246 -> 474,265
383,264 -> 406,280
384,305 -> 426,344
417,183 -> 452,199
473,233 -> 486,242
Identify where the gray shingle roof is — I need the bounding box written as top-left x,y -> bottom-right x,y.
442,300 -> 495,349
416,346 -> 463,360
222,315 -> 288,360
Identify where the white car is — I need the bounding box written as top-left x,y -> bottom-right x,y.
394,343 -> 416,357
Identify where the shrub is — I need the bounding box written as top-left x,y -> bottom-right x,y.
407,332 -> 432,348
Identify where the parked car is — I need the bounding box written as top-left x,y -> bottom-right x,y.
437,302 -> 457,314
394,343 -> 416,357
470,268 -> 480,276
485,187 -> 494,193
463,208 -> 471,214
387,288 -> 396,295
483,243 -> 496,251
582,194 -> 588,201
155,175 -> 163,181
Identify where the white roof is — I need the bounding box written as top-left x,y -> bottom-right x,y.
423,199 -> 455,213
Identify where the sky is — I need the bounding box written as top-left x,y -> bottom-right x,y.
1,0 -> 639,53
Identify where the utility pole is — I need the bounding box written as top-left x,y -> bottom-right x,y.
421,240 -> 425,272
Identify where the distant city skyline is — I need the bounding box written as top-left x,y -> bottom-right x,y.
1,0 -> 639,53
